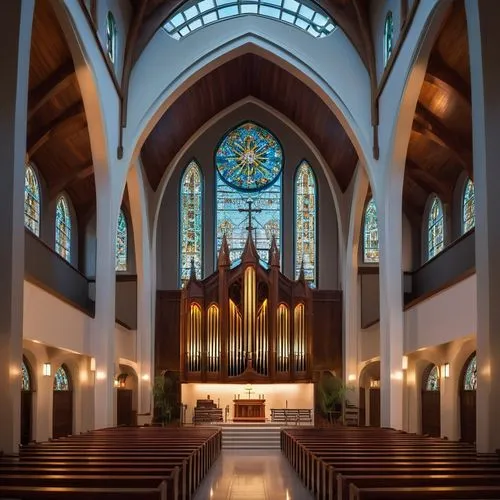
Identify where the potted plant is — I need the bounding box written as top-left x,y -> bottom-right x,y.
152,375 -> 170,425
316,372 -> 351,424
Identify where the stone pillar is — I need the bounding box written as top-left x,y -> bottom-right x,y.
377,179 -> 404,429
0,0 -> 34,454
465,0 -> 500,454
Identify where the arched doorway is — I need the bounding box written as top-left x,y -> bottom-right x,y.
460,352 -> 476,443
421,364 -> 440,437
21,357 -> 33,445
359,361 -> 380,427
116,364 -> 139,426
52,364 -> 73,438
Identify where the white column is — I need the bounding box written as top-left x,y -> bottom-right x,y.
0,0 -> 34,454
465,0 -> 500,454
377,176 -> 404,429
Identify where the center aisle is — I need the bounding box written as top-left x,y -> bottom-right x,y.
193,450 -> 314,500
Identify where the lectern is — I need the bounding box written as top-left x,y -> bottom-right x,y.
233,399 -> 266,422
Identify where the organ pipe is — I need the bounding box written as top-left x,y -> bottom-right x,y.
256,299 -> 268,375
294,303 -> 306,372
207,305 -> 220,372
244,267 -> 256,358
277,304 -> 289,372
229,299 -> 243,376
188,303 -> 202,372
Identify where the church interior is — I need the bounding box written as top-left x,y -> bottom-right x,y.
2,0 -> 500,498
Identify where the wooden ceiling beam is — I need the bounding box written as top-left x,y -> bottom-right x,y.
48,161 -> 94,199
27,101 -> 86,158
425,54 -> 471,106
413,102 -> 473,175
405,159 -> 452,203
28,60 -> 75,120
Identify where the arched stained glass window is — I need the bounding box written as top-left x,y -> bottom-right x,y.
21,361 -> 31,392
425,365 -> 440,391
115,209 -> 128,271
363,198 -> 379,263
383,11 -> 394,66
216,123 -> 282,266
462,178 -> 475,234
106,11 -> 117,64
53,365 -> 70,391
24,165 -> 41,236
427,196 -> 444,260
180,161 -> 203,284
464,355 -> 477,391
295,161 -> 316,286
164,0 -> 336,40
55,196 -> 72,262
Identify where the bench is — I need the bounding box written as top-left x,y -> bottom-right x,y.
271,408 -> 312,424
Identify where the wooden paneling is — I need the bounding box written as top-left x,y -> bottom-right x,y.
460,390 -> 476,444
20,392 -> 33,446
52,391 -> 73,439
141,54 -> 358,192
155,290 -> 182,373
117,389 -> 134,426
422,390 -> 441,437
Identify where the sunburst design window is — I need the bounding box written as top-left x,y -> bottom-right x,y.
164,0 -> 336,40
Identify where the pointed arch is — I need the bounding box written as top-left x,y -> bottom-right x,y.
53,364 -> 71,391
294,161 -> 317,287
24,164 -> 41,236
55,195 -> 72,262
462,178 -> 475,234
106,11 -> 117,64
180,160 -> 203,284
383,11 -> 394,66
423,364 -> 440,391
463,353 -> 477,391
116,209 -> 128,271
363,198 -> 379,263
21,357 -> 32,392
427,195 -> 444,260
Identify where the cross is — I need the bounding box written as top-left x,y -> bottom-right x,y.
238,198 -> 262,232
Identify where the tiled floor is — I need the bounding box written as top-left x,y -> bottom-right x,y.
193,450 -> 313,500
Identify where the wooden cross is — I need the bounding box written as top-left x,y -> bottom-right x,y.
238,198 -> 262,231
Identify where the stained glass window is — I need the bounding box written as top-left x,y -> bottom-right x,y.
464,355 -> 477,391
462,178 -> 475,234
55,196 -> 72,262
21,361 -> 31,391
363,198 -> 379,263
295,161 -> 316,286
115,209 -> 128,271
216,122 -> 282,192
53,365 -> 70,391
180,161 -> 203,284
216,124 -> 282,266
106,11 -> 117,64
164,0 -> 336,40
425,365 -> 440,391
383,11 -> 393,66
427,196 -> 444,260
24,164 -> 41,236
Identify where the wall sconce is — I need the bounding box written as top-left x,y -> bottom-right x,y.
442,363 -> 450,378
370,379 -> 380,388
348,374 -> 357,382
90,357 -> 96,372
402,355 -> 408,370
43,363 -> 51,377
113,379 -> 120,388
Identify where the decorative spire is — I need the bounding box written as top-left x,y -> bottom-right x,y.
218,233 -> 231,268
298,259 -> 305,282
268,235 -> 280,268
189,257 -> 197,281
242,228 -> 259,264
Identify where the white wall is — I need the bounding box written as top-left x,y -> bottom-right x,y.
115,324 -> 137,363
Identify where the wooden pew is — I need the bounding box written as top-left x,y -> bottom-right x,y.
349,484 -> 500,499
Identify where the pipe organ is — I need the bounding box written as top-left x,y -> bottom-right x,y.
180,232 -> 313,383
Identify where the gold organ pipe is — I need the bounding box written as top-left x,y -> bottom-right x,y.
294,304 -> 305,372
189,303 -> 202,372
244,267 -> 256,357
277,304 -> 289,372
207,305 -> 219,372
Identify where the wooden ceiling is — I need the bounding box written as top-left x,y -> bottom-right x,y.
140,53 -> 358,191
403,0 -> 471,225
28,0 -> 94,224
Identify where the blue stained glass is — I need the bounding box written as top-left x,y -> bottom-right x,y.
383,11 -> 393,66
427,196 -> 444,260
295,161 -> 316,286
425,365 -> 440,391
115,210 -> 128,271
22,361 -> 31,391
464,355 -> 477,391
180,161 -> 203,284
53,366 -> 70,391
215,122 -> 283,192
24,165 -> 41,236
55,196 -> 72,263
463,178 -> 475,233
106,11 -> 117,64
363,198 -> 379,263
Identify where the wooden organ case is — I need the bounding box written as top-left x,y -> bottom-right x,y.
180,232 -> 314,383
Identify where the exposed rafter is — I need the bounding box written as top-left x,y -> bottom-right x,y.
406,159 -> 452,203
28,60 -> 75,120
48,161 -> 94,199
27,101 -> 86,158
413,103 -> 472,175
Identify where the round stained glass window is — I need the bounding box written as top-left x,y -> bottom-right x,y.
215,122 -> 283,192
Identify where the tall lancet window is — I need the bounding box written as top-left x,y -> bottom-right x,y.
115,209 -> 128,271
383,11 -> 394,66
106,11 -> 117,64
216,122 -> 283,266
55,195 -> 72,263
427,196 -> 444,260
180,160 -> 203,284
294,161 -> 317,287
363,198 -> 379,263
24,164 -> 41,236
462,178 -> 475,233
